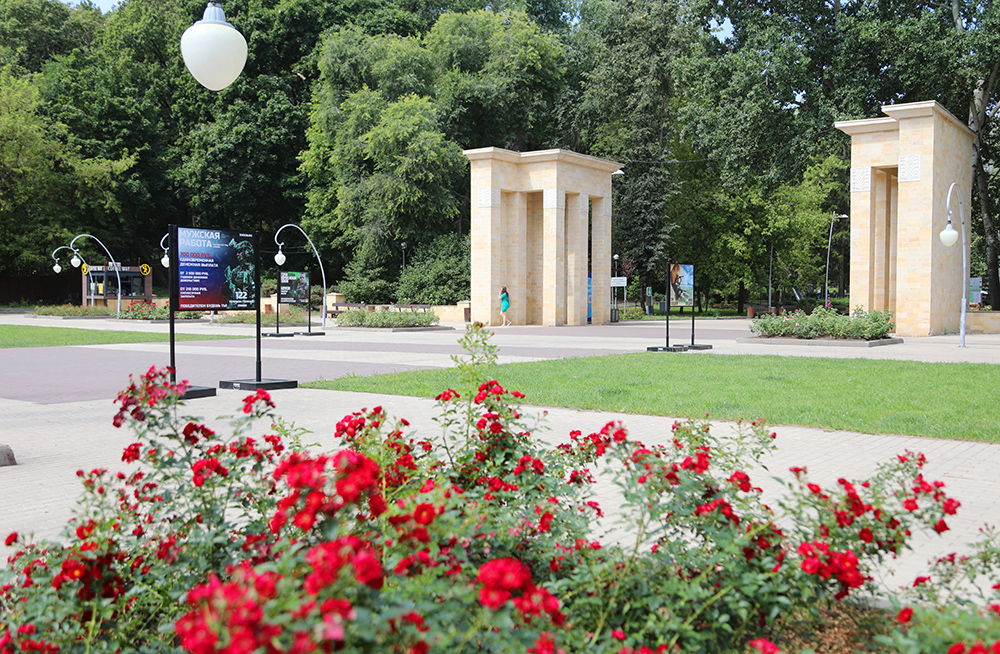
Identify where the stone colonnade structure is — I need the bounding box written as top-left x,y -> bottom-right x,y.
835,100 -> 985,336
464,148 -> 622,326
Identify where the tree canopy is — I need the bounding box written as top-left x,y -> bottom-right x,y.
4,0 -> 1000,310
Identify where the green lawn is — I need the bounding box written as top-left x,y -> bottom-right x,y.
0,325 -> 248,348
305,353 -> 1000,442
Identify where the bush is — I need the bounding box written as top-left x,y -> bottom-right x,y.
396,233 -> 470,305
749,305 -> 895,340
36,304 -> 113,317
621,306 -> 646,320
1,329 -> 982,654
215,305 -> 310,325
336,308 -> 439,328
119,302 -> 202,320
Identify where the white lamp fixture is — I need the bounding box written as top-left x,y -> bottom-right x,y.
70,254 -> 81,268
180,1 -> 247,91
52,261 -> 62,274
939,223 -> 959,247
159,233 -> 170,268
274,248 -> 286,266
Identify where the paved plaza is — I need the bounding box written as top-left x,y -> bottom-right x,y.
2,313 -> 999,595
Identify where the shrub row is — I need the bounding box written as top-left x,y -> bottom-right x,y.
750,306 -> 895,340
337,308 -> 439,328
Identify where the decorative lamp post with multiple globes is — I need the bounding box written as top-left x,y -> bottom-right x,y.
939,182 -> 968,348
180,1 -> 247,91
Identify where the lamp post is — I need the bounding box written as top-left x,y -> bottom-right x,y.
66,234 -> 122,317
826,212 -> 848,307
939,181 -> 968,347
611,253 -> 619,322
274,223 -> 328,329
180,1 -> 247,91
400,242 -> 407,271
52,245 -> 94,306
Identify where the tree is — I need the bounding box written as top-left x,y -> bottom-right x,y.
0,65 -> 128,276
396,233 -> 470,304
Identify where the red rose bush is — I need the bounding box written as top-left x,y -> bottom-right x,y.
0,327 -> 988,654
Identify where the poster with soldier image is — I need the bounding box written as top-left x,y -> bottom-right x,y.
278,272 -> 310,305
669,263 -> 694,307
175,227 -> 258,311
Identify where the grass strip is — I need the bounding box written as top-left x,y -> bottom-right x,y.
305,353 -> 1000,442
0,325 -> 248,348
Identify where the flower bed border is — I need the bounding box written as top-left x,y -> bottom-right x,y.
737,336 -> 904,348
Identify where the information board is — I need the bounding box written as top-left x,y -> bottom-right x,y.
176,227 -> 258,311
279,271 -> 310,305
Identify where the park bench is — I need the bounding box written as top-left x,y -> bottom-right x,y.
327,303 -> 365,317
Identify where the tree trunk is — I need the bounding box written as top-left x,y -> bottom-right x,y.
969,69 -> 1000,309
975,164 -> 1000,308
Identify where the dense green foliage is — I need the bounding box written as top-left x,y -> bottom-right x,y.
4,0 -> 1000,307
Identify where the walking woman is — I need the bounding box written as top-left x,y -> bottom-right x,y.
499,286 -> 512,327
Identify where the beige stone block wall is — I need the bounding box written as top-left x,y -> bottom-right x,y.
836,101 -> 976,336
465,148 -> 621,326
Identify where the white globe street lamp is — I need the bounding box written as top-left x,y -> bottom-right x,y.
180,1 -> 247,91
274,224 -> 327,329
159,233 -> 170,268
939,182 -> 968,347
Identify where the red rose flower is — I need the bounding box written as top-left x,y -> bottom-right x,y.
898,607 -> 913,623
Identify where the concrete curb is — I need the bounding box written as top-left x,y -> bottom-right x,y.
736,336 -> 904,348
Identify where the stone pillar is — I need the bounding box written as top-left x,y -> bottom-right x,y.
542,187 -> 566,326
591,195 -> 611,324
509,191 -> 528,325
471,183 -> 502,325
566,192 -> 588,326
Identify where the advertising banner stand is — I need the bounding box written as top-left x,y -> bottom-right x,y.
280,271 -> 323,336
167,224 -> 217,399
170,224 -> 297,392
648,263 -> 711,352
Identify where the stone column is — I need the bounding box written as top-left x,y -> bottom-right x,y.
509,190 -> 528,325
542,187 -> 566,326
471,183 -> 502,325
591,195 -> 611,324
566,192 -> 588,325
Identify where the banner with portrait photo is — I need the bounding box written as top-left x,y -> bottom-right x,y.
669,263 -> 694,307
279,271 -> 310,305
175,227 -> 258,311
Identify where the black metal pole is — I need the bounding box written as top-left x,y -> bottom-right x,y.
691,293 -> 696,346
276,299 -> 280,334
168,224 -> 178,383
665,272 -> 671,348
255,233 -> 262,382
